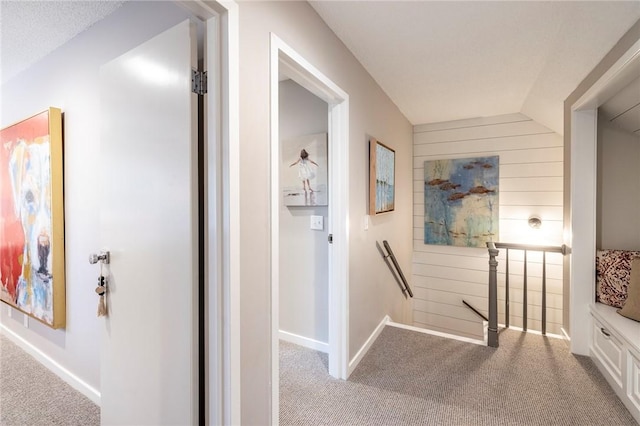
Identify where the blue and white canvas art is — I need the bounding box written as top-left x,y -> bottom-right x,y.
424,156 -> 499,247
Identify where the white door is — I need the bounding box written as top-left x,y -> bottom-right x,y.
99,20 -> 198,425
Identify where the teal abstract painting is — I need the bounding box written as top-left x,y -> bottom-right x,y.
424,156 -> 498,247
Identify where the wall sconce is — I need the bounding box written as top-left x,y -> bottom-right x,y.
528,216 -> 542,229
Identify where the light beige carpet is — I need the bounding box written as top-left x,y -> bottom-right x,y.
0,334 -> 99,426
280,326 -> 637,425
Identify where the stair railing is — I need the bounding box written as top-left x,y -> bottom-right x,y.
486,241 -> 567,348
380,240 -> 413,298
487,242 -> 499,347
462,300 -> 488,322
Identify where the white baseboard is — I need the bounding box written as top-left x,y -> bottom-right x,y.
0,324 -> 101,405
560,327 -> 571,341
483,320 -> 488,344
279,330 -> 329,353
387,321 -> 486,346
348,315 -> 390,376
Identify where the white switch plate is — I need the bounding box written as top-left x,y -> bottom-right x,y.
310,215 -> 324,231
364,215 -> 370,231
7,306 -> 11,317
23,315 -> 29,328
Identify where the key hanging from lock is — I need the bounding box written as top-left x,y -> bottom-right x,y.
95,263 -> 107,317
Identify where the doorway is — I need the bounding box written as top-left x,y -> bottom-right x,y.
567,37 -> 640,354
98,1 -> 240,424
270,34 -> 350,424
278,79 -> 330,352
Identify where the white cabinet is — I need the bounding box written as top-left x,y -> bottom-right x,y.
592,316 -> 624,389
590,303 -> 640,424
629,348 -> 640,416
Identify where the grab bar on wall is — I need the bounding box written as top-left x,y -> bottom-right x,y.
380,240 -> 414,298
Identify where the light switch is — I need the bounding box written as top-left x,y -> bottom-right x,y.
364,215 -> 370,231
310,215 -> 324,231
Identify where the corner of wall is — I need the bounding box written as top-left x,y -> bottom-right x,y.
347,315 -> 389,377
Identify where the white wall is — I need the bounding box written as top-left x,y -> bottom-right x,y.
597,116 -> 640,250
412,113 -> 564,340
279,79 -> 329,346
238,2 -> 413,423
0,1 -> 193,397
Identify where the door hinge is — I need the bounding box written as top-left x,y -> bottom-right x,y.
192,69 -> 207,96
328,234 -> 333,244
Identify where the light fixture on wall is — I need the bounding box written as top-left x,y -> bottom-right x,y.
528,215 -> 542,229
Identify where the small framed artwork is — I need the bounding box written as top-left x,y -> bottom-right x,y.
369,138 -> 395,215
282,133 -> 328,206
0,108 -> 66,328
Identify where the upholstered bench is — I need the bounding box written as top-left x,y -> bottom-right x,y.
590,249 -> 640,423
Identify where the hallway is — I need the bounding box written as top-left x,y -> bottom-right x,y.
280,327 -> 636,425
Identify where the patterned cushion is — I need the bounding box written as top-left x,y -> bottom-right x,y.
596,250 -> 640,308
618,257 -> 640,322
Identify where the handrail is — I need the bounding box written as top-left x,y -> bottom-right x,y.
462,300 -> 488,322
486,241 -> 567,347
381,240 -> 413,298
492,242 -> 568,255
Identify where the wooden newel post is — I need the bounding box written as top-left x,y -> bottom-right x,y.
487,241 -> 499,348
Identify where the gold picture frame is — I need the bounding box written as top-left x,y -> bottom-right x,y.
0,107 -> 65,328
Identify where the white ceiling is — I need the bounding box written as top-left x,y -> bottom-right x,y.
1,1 -> 639,135
310,1 -> 640,133
0,1 -> 125,83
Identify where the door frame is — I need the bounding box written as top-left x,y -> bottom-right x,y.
177,1 -> 240,424
269,34 -> 350,424
567,35 -> 640,355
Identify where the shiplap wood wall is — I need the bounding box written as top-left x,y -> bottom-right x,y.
412,113 -> 564,340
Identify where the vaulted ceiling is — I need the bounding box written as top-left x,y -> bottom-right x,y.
310,1 -> 640,134
1,1 -> 639,135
